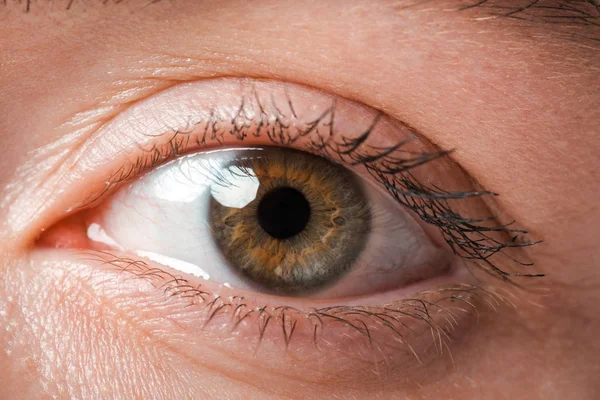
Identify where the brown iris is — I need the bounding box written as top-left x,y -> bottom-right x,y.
210,148 -> 370,294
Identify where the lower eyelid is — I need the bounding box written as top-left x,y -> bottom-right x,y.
29,248 -> 499,377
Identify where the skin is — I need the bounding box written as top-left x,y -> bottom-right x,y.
0,0 -> 599,398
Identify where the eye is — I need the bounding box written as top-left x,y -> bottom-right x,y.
35,78 -> 539,365
80,147 -> 448,297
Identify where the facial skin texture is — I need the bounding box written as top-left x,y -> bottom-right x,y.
0,0 -> 599,399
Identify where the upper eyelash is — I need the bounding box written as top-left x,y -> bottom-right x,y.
294,110 -> 543,278
338,139 -> 544,279
81,90 -> 543,281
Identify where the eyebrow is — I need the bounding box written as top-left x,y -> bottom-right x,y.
461,0 -> 599,23
6,0 -> 599,18
5,0 -> 600,42
458,0 -> 600,41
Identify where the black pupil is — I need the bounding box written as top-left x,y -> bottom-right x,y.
257,187 -> 311,239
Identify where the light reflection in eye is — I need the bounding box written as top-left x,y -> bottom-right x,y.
142,148 -> 262,205
84,146 -> 451,298
210,165 -> 259,209
136,250 -> 212,281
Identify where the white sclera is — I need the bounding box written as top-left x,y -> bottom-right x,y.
91,148 -> 265,287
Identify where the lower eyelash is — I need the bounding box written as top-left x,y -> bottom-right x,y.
80,250 -> 507,363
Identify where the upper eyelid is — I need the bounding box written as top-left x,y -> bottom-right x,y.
10,79 -> 401,227
71,79 -> 444,208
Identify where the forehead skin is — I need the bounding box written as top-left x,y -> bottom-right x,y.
0,0 -> 599,398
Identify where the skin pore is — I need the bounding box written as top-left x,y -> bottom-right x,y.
0,0 -> 599,399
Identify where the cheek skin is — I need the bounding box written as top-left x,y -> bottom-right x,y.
0,258 -> 268,399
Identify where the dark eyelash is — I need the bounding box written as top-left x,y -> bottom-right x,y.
458,0 -> 600,44
460,0 -> 599,24
331,137 -> 543,279
81,250 -> 507,361
255,101 -> 543,280
82,90 -> 542,280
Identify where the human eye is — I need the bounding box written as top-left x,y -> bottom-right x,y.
35,78 -> 540,380
81,146 -> 450,298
